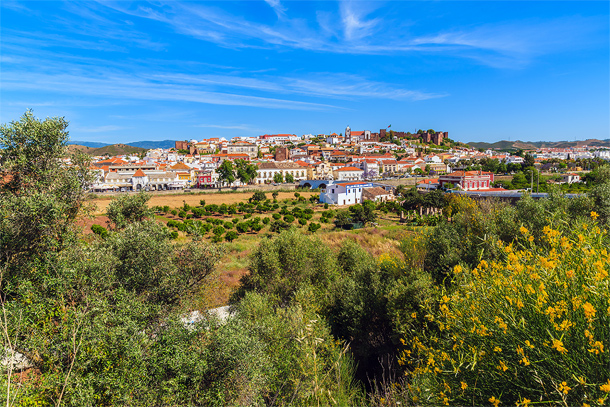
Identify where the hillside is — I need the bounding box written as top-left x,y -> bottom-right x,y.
91,143 -> 147,156
468,138 -> 610,150
68,143 -> 147,156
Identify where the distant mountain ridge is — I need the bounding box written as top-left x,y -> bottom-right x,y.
69,140 -> 176,149
467,139 -> 610,150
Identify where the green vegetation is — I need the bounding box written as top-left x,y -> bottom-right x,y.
2,111 -> 609,406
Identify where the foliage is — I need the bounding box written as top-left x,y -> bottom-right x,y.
404,219 -> 610,406
232,228 -> 339,305
348,201 -> 377,225
273,172 -> 284,183
249,191 -> 266,203
216,160 -> 235,186
235,159 -> 258,185
90,224 -> 108,238
106,192 -> 154,229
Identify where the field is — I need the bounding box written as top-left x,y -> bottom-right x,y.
90,191 -> 317,215
84,190 -> 411,307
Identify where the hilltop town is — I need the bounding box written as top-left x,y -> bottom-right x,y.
85,125 -> 610,204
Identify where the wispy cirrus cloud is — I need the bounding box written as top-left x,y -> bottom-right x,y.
95,1 -> 606,69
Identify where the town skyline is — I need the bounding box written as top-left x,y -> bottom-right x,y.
1,1 -> 608,143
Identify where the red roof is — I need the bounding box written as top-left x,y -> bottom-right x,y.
336,166 -> 364,172
337,181 -> 370,186
133,169 -> 146,177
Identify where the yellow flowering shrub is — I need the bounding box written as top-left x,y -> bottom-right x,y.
402,220 -> 610,405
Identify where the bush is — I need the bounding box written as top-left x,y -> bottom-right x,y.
404,219 -> 610,406
298,218 -> 307,226
199,199 -> 206,207
170,231 -> 179,239
171,209 -> 178,216
307,222 -> 321,233
272,213 -> 281,220
178,210 -> 187,219
250,191 -> 267,202
284,215 -> 295,223
232,217 -> 239,224
262,217 -> 270,225
236,222 -> 249,234
91,224 -> 109,238
225,231 -> 238,242
212,226 -> 225,236
106,191 -> 153,229
223,221 -> 234,229
324,203 -> 329,209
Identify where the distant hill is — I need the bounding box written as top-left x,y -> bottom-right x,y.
467,139 -> 610,150
68,143 -> 147,156
68,141 -> 110,148
69,139 -> 176,149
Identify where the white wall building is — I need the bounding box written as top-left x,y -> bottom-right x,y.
320,182 -> 374,205
333,166 -> 364,181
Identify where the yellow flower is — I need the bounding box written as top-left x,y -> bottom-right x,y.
528,235 -> 534,242
519,398 -> 532,407
559,381 -> 571,394
552,339 -> 567,354
525,340 -> 534,349
520,356 -> 530,366
461,381 -> 468,390
520,226 -> 528,235
494,346 -> 502,352
583,302 -> 596,320
591,211 -> 600,219
589,341 -> 604,355
411,312 -> 417,319
497,360 -> 508,372
601,379 -> 610,392
489,396 -> 501,407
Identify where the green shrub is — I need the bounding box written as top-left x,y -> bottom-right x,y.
91,223 -> 109,238
405,220 -> 610,406
263,217 -> 270,225
225,231 -> 238,242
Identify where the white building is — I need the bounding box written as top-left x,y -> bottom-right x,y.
333,166 -> 364,181
320,181 -> 374,205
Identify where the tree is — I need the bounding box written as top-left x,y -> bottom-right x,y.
522,153 -> 536,169
334,211 -> 352,229
235,159 -> 258,184
348,200 -> 377,225
225,231 -> 238,242
107,192 -> 154,229
216,160 -> 235,186
285,173 -> 294,183
250,191 -> 267,203
273,172 -> 284,183
272,191 -> 279,201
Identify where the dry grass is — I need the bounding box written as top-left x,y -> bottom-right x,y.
91,191 -> 316,215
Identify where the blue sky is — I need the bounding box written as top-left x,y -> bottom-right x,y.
1,1 -> 608,143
